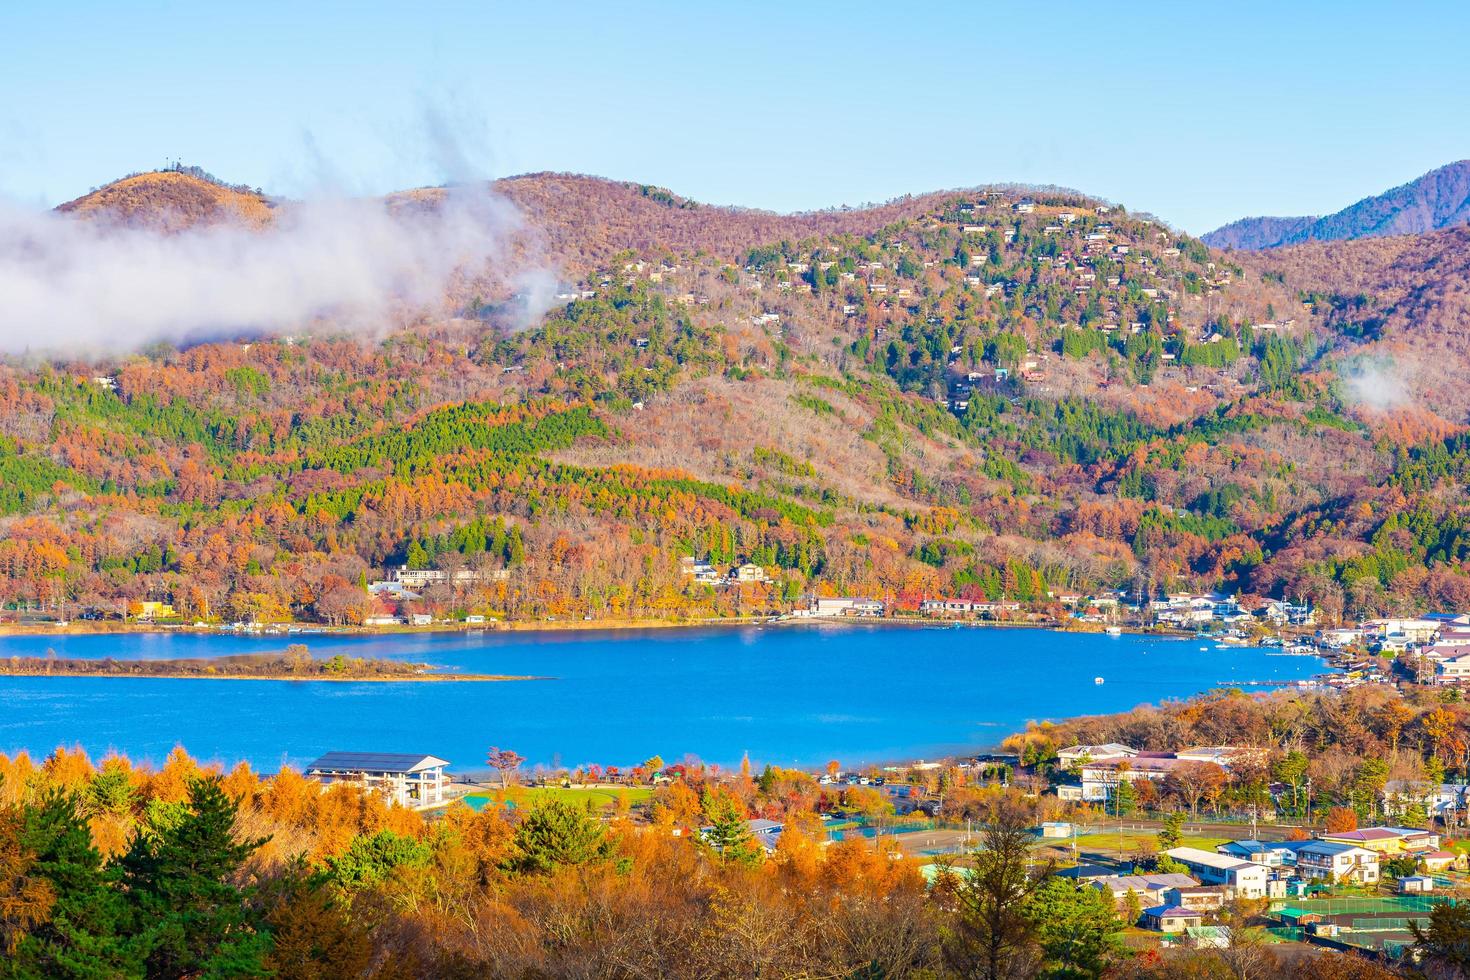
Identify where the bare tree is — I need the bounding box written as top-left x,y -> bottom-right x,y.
486,746 -> 525,790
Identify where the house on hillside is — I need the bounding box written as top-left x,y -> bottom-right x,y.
678,557 -> 721,585
1381,781 -> 1469,820
730,563 -> 768,584
1291,842 -> 1380,884
1435,654 -> 1470,684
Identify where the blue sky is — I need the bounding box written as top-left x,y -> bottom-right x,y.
2,1 -> 1467,233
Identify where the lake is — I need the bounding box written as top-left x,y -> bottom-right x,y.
0,625 -> 1325,772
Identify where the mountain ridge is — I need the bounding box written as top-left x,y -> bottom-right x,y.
1203,159 -> 1470,250
58,168 -> 1118,273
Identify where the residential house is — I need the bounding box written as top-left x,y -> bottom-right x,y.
1420,851 -> 1462,872
730,563 -> 769,584
1262,600 -> 1317,627
362,596 -> 403,627
1141,905 -> 1205,933
920,597 -> 989,616
367,580 -> 422,600
1164,847 -> 1270,898
1164,884 -> 1230,912
678,557 -> 722,585
305,752 -> 450,809
1091,873 -> 1198,906
127,600 -> 177,621
746,818 -> 784,852
1435,654 -> 1470,684
1317,628 -> 1364,648
1291,842 -> 1380,884
1381,781 -> 1467,820
1216,840 -> 1295,867
1317,827 -> 1439,855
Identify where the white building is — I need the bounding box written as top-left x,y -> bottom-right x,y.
810,596 -> 884,617
1164,847 -> 1270,899
1291,842 -> 1380,884
1056,743 -> 1137,768
305,751 -> 450,809
389,566 -> 507,589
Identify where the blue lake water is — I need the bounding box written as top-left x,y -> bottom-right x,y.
0,625 -> 1324,772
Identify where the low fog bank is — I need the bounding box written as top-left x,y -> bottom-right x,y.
0,183 -> 537,355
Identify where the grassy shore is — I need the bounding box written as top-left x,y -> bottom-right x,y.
0,670 -> 540,682
0,651 -> 544,682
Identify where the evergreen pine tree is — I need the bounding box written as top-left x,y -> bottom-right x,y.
120,778 -> 270,978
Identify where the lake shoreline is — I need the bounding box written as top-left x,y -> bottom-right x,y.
0,670 -> 543,682
0,615 -> 1189,640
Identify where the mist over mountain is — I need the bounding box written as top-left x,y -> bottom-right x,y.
1203,160 -> 1470,250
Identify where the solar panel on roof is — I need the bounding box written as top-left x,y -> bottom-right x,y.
305,752 -> 449,773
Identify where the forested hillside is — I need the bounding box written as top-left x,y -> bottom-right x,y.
7,169 -> 1470,626
1203,160 -> 1470,250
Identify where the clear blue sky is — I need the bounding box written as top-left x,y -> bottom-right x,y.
2,1 -> 1467,233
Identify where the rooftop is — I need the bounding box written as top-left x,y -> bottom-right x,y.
1291,841 -> 1374,857
1093,872 -> 1198,893
1166,847 -> 1253,871
305,751 -> 450,774
1143,904 -> 1203,919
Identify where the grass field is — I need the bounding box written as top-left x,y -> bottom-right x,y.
460,785 -> 654,811
1059,830 -> 1231,856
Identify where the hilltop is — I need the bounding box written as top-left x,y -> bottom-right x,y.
5,167 -> 1470,632
1203,160 -> 1470,250
57,166 -> 275,232
488,172 -> 1107,275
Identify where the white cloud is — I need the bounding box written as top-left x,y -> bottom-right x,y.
1341,359 -> 1411,412
0,182 -> 527,355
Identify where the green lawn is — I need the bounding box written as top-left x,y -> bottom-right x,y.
1064,830 -> 1230,855
461,785 -> 654,811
